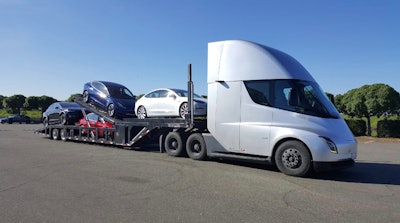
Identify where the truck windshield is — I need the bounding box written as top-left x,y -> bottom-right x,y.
245,79 -> 340,118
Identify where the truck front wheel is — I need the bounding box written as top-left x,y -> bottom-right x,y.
275,140 -> 312,177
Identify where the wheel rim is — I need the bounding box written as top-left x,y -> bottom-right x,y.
60,114 -> 66,125
137,106 -> 146,119
168,139 -> 178,151
83,91 -> 89,103
180,103 -> 188,118
60,129 -> 66,140
52,129 -> 59,140
282,148 -> 302,169
108,104 -> 115,117
189,140 -> 202,154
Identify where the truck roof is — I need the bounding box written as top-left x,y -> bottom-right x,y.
207,40 -> 316,83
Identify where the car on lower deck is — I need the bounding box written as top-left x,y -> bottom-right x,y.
42,102 -> 86,127
78,113 -> 114,138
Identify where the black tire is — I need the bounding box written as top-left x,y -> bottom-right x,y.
60,113 -> 67,125
179,102 -> 188,118
83,90 -> 89,103
186,133 -> 207,160
107,103 -> 115,117
43,117 -> 48,127
52,128 -> 60,140
60,129 -> 67,141
275,141 -> 312,177
137,106 -> 147,119
164,132 -> 184,157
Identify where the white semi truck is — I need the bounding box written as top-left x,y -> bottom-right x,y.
37,40 -> 357,177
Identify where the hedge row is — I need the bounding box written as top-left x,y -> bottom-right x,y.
345,119 -> 400,137
345,119 -> 366,136
377,120 -> 400,138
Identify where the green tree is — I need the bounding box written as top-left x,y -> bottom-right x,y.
3,94 -> 26,114
66,93 -> 82,102
334,94 -> 345,113
0,95 -> 5,109
38,96 -> 57,111
24,96 -> 40,110
340,84 -> 400,136
136,94 -> 145,100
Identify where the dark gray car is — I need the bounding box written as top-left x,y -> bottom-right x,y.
42,102 -> 85,127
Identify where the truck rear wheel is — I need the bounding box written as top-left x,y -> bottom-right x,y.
275,140 -> 311,177
186,133 -> 207,160
52,128 -> 60,140
60,129 -> 67,141
164,132 -> 184,157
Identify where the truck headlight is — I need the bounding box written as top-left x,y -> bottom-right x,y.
320,137 -> 338,154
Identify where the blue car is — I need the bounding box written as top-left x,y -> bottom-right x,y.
82,81 -> 136,118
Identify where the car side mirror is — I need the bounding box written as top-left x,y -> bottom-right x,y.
169,94 -> 177,100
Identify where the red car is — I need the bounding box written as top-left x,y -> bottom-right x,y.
78,113 -> 113,138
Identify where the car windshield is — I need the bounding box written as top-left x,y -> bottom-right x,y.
244,79 -> 340,118
108,86 -> 135,99
171,89 -> 203,99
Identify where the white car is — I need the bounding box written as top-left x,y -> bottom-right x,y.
135,88 -> 207,119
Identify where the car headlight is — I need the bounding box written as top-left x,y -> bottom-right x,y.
319,136 -> 338,154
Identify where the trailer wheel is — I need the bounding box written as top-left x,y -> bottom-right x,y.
275,140 -> 311,177
186,133 -> 207,160
52,128 -> 60,140
60,129 -> 67,141
164,132 -> 184,157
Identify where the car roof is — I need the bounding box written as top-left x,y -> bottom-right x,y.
95,81 -> 127,88
57,102 -> 80,107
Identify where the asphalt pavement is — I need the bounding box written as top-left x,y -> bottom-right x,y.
0,124 -> 399,223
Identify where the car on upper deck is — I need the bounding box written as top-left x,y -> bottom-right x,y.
135,88 -> 207,119
82,81 -> 136,119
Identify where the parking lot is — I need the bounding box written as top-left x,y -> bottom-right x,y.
1,124 -> 399,223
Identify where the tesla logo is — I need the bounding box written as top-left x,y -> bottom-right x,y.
241,148 -> 247,152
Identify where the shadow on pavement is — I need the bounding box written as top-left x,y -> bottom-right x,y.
313,162 -> 400,185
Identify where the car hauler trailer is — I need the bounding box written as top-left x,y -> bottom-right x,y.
36,40 -> 357,177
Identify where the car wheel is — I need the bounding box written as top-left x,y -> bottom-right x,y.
43,117 -> 48,127
137,106 -> 147,119
83,90 -> 89,103
60,113 -> 67,125
107,103 -> 115,117
186,133 -> 207,160
179,102 -> 188,118
275,140 -> 312,177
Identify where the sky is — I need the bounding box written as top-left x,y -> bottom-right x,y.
0,0 -> 399,101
